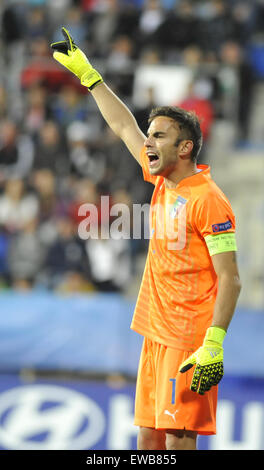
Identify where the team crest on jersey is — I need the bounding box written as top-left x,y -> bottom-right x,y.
169,196 -> 188,219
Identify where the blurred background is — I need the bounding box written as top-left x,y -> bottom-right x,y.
0,0 -> 263,450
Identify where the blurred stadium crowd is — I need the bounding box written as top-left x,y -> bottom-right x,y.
0,0 -> 263,296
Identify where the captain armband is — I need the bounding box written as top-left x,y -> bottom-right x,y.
204,232 -> 237,256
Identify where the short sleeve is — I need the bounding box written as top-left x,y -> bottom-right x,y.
193,191 -> 237,255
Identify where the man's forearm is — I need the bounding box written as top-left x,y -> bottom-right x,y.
212,273 -> 241,331
91,82 -> 139,139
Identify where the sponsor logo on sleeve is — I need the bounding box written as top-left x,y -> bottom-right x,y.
212,220 -> 232,233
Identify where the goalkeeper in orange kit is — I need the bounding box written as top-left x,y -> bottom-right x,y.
51,28 -> 241,450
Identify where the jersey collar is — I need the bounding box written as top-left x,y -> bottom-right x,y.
170,164 -> 211,189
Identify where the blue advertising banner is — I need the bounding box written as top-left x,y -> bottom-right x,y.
0,374 -> 137,451
0,374 -> 263,450
0,291 -> 142,375
0,291 -> 263,379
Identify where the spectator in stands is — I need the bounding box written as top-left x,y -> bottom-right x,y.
32,167 -> 72,237
0,120 -> 34,181
33,120 -> 70,177
89,0 -> 140,57
230,1 -> 256,46
89,0 -> 123,57
151,0 -> 201,62
138,46 -> 161,65
111,186 -> 148,262
170,1 -> 199,44
134,86 -> 158,135
181,45 -> 204,69
21,35 -> 77,92
137,0 -> 165,49
1,1 -> 25,67
51,85 -> 88,128
81,0 -> 100,11
0,179 -> 39,233
139,0 -> 165,35
7,216 -> 46,289
31,168 -> 70,254
105,35 -> 134,73
25,5 -> 49,41
66,120 -> 106,182
67,177 -> 104,230
104,35 -> 135,97
219,41 -> 255,142
24,83 -> 51,137
196,0 -> 234,53
51,5 -> 87,48
85,223 -> 132,292
46,0 -> 72,28
178,78 -> 214,161
253,0 -> 264,35
41,215 -> 91,290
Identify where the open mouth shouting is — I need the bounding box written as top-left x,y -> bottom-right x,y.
147,151 -> 160,168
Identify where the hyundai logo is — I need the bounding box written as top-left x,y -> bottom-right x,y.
0,384 -> 105,450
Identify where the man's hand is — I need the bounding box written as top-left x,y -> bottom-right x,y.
179,326 -> 226,395
51,27 -> 103,90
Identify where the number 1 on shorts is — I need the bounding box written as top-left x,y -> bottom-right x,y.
169,378 -> 176,404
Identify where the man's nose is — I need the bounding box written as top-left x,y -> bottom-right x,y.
145,135 -> 153,147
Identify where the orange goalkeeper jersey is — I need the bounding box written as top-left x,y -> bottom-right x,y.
130,147 -> 237,351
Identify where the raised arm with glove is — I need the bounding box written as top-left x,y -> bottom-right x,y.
51,27 -> 145,163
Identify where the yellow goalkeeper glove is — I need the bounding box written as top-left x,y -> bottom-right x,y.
179,326 -> 226,395
51,27 -> 103,90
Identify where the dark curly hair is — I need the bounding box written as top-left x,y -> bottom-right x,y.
148,106 -> 203,162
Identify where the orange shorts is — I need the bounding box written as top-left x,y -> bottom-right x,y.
134,337 -> 218,435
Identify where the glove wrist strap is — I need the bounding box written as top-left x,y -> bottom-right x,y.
205,326 -> 226,345
81,69 -> 103,90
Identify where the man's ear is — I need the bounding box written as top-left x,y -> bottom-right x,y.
179,140 -> 193,159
